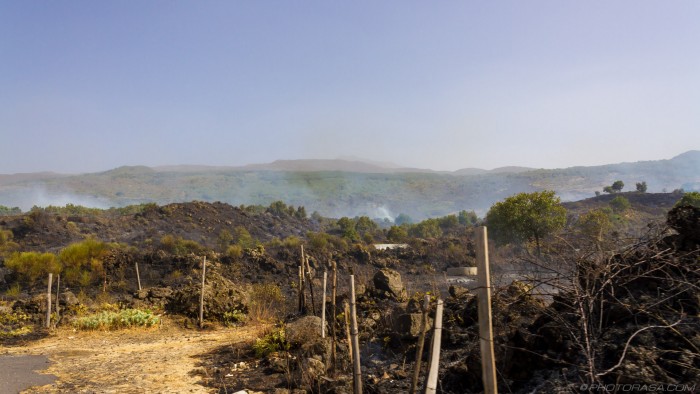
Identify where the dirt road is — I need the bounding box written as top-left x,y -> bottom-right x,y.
0,320 -> 259,394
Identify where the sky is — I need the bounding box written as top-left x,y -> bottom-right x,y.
1,1 -> 699,174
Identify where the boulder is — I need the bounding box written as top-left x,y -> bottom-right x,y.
167,269 -> 247,320
61,291 -> 80,307
393,313 -> 433,337
449,285 -> 471,299
286,315 -> 323,346
305,357 -> 326,380
285,316 -> 331,369
148,287 -> 173,299
134,289 -> 149,300
373,268 -> 407,301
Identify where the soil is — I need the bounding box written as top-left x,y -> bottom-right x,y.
0,319 -> 260,394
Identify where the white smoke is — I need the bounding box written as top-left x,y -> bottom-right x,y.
12,185 -> 113,211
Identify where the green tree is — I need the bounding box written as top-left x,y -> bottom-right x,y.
485,190 -> 567,255
387,225 -> 408,242
217,229 -> 233,252
233,226 -> 256,249
635,181 -> 648,193
458,210 -> 478,226
577,209 -> 612,243
0,205 -> 21,216
675,191 -> 700,208
410,218 -> 442,239
611,180 -> 624,193
337,217 -> 359,241
609,196 -> 631,213
438,214 -> 459,231
355,216 -> 377,237
267,201 -> 289,217
603,186 -> 614,194
294,206 -> 307,219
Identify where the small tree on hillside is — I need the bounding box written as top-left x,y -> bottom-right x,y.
458,210 -> 478,226
636,181 -> 648,193
609,196 -> 631,213
485,190 -> 567,255
387,225 -> 408,242
611,180 -> 624,193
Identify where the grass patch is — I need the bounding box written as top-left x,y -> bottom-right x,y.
73,308 -> 160,331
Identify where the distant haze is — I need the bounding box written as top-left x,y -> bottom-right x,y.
1,152 -> 698,218
1,2 -> 699,174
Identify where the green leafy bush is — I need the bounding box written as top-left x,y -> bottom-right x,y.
73,308 -> 160,330
252,327 -> 289,357
675,191 -> 700,208
4,251 -> 60,284
0,308 -> 33,338
223,309 -> 247,326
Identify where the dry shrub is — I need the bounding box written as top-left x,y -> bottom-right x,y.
247,283 -> 285,324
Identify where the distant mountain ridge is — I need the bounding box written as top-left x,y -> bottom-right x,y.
0,151 -> 698,219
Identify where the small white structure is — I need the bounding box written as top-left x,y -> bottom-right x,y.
373,243 -> 409,250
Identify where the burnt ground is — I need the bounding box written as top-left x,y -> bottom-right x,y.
0,200 -> 698,393
0,201 -> 319,253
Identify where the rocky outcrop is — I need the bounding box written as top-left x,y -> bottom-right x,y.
166,267 -> 247,321
372,268 -> 407,301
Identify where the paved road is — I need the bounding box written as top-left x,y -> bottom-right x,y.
0,355 -> 56,394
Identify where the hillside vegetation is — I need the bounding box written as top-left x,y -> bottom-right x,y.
0,151 -> 698,220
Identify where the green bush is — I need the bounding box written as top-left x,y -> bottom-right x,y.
4,251 -> 60,285
675,191 -> 700,208
73,308 -> 160,330
609,196 -> 631,213
0,309 -> 33,339
252,327 -> 289,357
222,309 -> 247,327
226,244 -> 244,259
159,235 -> 205,255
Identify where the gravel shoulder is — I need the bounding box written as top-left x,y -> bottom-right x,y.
0,320 -> 258,394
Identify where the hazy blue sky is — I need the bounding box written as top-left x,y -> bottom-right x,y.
2,1 -> 699,174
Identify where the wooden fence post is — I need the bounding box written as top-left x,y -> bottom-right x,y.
46,273 -> 53,329
299,246 -> 306,314
350,274 -> 363,394
298,265 -> 306,313
344,301 -> 352,366
331,260 -> 338,372
409,294 -> 430,394
322,270 -> 328,338
135,262 -> 142,291
476,226 -> 498,394
425,299 -> 444,394
199,256 -> 207,328
305,255 -> 316,315
55,274 -> 60,324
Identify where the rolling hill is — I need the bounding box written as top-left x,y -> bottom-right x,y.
0,151 -> 698,220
